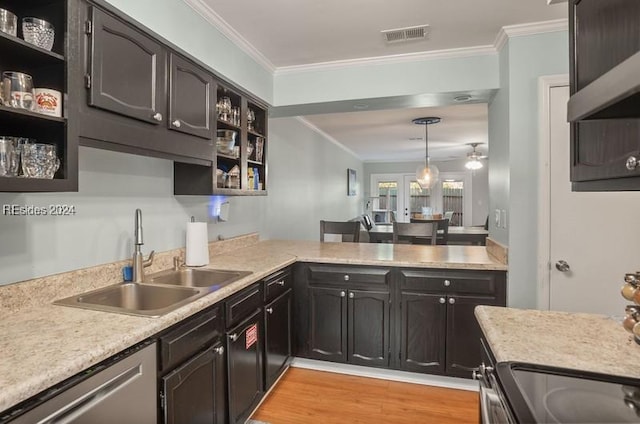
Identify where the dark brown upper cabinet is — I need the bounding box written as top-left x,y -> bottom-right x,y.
88,6 -> 166,125
568,0 -> 640,191
169,53 -> 214,140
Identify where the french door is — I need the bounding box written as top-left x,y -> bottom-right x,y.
370,173 -> 470,225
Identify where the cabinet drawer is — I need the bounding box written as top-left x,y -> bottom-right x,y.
307,264 -> 390,286
226,283 -> 262,328
264,268 -> 292,301
160,305 -> 223,371
400,269 -> 504,295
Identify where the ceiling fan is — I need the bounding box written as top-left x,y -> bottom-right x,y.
465,143 -> 487,170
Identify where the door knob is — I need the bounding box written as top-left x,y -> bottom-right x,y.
439,297 -> 446,304
449,297 -> 456,304
266,307 -> 273,314
555,260 -> 571,272
214,346 -> 224,355
152,112 -> 163,121
172,119 -> 181,128
340,291 -> 346,297
349,292 -> 354,299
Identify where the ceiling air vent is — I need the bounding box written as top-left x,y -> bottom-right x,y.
381,25 -> 429,43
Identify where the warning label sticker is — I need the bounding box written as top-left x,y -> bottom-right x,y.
246,324 -> 258,349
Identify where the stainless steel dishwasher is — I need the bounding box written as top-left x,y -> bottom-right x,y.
9,342 -> 157,424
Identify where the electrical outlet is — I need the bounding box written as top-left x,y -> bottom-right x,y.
494,209 -> 501,228
501,209 -> 507,228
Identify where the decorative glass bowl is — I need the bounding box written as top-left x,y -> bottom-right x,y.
22,17 -> 54,51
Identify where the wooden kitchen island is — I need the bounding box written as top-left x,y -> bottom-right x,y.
0,235 -> 506,421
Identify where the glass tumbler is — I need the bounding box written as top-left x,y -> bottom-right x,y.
21,143 -> 59,179
0,8 -> 17,36
2,72 -> 35,110
0,137 -> 19,177
22,17 -> 55,51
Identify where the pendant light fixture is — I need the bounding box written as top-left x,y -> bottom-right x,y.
413,117 -> 440,189
465,143 -> 484,170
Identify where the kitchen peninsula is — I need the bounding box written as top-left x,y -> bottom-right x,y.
0,235 -> 507,421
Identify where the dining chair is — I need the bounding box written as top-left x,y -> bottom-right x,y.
320,220 -> 361,242
392,222 -> 438,245
444,210 -> 454,223
409,218 -> 449,244
361,214 -> 373,231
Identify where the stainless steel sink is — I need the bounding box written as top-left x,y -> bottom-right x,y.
54,282 -> 205,317
144,268 -> 252,289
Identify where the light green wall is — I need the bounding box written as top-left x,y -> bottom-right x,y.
274,54 -> 499,106
0,117 -> 363,286
487,45 -> 511,245
492,31 -> 569,308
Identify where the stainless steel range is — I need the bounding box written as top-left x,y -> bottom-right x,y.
477,361 -> 640,424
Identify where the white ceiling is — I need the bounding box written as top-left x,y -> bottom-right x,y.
189,0 -> 568,162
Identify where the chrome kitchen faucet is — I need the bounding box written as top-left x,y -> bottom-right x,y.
132,209 -> 155,283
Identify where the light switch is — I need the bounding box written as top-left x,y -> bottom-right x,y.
494,209 -> 501,227
501,209 -> 507,228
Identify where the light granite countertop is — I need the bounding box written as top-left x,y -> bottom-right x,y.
0,238 -> 506,414
475,305 -> 640,378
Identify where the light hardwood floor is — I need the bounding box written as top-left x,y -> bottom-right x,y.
251,368 -> 479,424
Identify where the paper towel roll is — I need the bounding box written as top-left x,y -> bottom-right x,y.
185,222 -> 209,266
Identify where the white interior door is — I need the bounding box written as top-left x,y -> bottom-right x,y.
546,84 -> 639,315
370,174 -> 404,223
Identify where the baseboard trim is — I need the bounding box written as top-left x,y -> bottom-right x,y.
290,358 -> 478,392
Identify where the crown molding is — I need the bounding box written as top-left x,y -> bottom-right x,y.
182,2 -> 568,76
274,45 -> 496,76
183,0 -> 276,73
494,18 -> 568,52
294,117 -> 362,160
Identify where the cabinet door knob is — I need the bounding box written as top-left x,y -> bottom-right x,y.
444,279 -> 451,287
449,297 -> 456,304
172,119 -> 181,128
229,333 -> 239,342
439,297 -> 446,304
276,280 -> 285,286
152,112 -> 163,122
627,156 -> 639,171
266,307 -> 273,314
344,275 -> 350,281
340,291 -> 346,297
214,346 -> 224,355
349,292 -> 354,299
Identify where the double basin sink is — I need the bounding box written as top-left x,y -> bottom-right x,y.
54,268 -> 252,317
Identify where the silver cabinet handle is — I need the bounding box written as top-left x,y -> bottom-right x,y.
172,119 -> 181,128
276,280 -> 285,286
266,307 -> 273,314
555,260 -> 571,272
627,156 -> 638,171
344,275 -> 350,281
214,346 -> 224,355
152,112 -> 163,121
349,292 -> 354,299
229,333 -> 239,342
449,297 -> 456,304
439,297 -> 446,304
340,291 -> 346,297
444,279 -> 451,287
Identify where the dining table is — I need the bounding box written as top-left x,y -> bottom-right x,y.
367,224 -> 489,245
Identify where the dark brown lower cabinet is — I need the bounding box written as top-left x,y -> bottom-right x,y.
158,305 -> 226,424
399,292 -> 446,374
308,286 -> 347,362
161,341 -> 226,424
295,263 -> 507,380
264,289 -> 292,390
398,269 -> 507,379
307,285 -> 391,367
226,309 -> 264,424
348,289 -> 391,367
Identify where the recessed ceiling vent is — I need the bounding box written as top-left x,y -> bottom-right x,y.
381,25 -> 429,43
